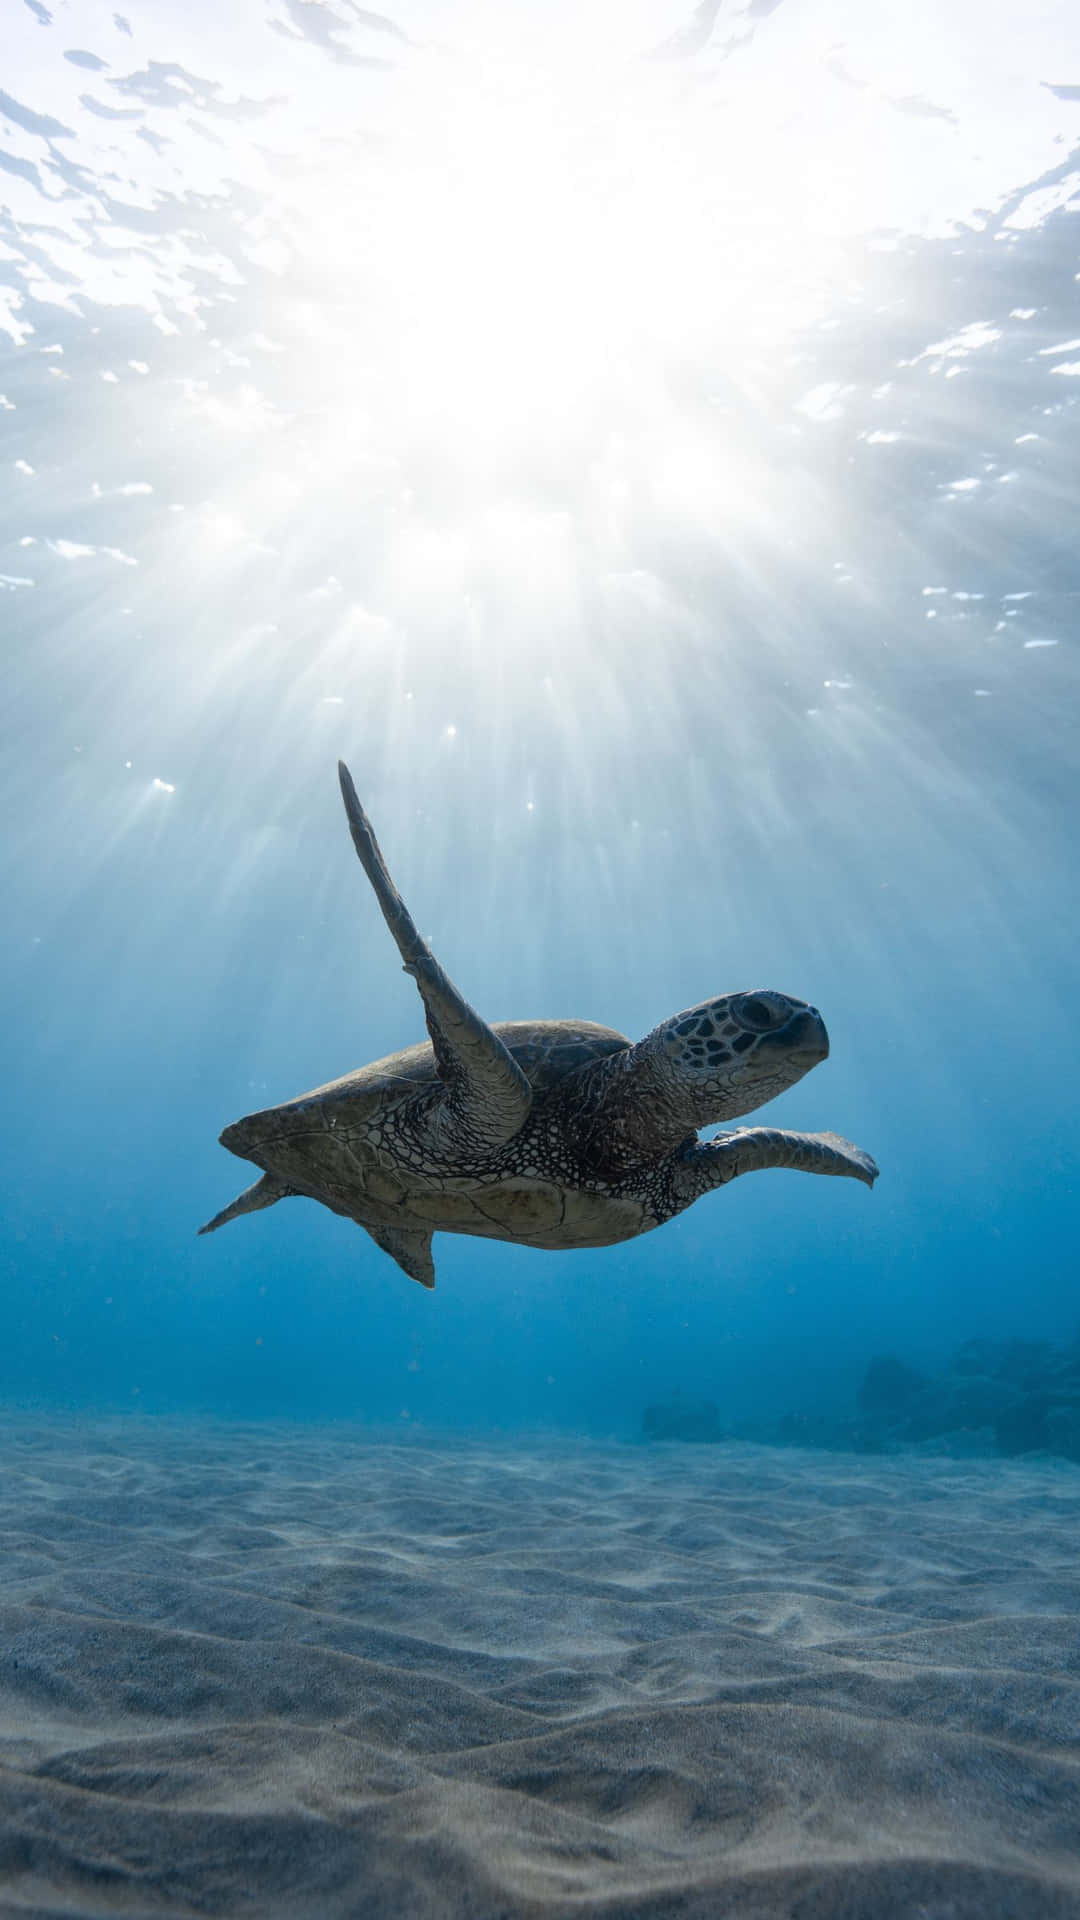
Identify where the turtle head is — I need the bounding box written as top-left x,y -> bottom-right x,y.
645,989 -> 829,1128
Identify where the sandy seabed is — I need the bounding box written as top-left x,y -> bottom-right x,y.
0,1418 -> 1078,1919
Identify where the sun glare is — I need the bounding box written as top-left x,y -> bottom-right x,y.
167,0 -> 1080,611
12,0 -> 1065,751
280,30 -> 847,490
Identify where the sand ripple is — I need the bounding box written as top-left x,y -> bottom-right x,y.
0,1419 -> 1078,1916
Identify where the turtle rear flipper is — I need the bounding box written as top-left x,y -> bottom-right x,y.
198,1172 -> 295,1235
338,762 -> 531,1155
363,1223 -> 435,1289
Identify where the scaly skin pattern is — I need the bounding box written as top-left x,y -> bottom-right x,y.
222,1024 -> 655,1253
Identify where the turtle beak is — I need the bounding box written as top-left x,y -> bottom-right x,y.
782,1005 -> 829,1066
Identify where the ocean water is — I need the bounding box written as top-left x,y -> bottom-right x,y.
3,0 -> 1078,1434
2,4 -> 1080,1914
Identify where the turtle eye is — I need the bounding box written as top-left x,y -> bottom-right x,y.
740,996 -> 771,1027
735,993 -> 784,1031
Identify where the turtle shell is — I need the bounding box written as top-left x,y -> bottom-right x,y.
217,1020 -> 642,1252
221,1019 -> 628,1161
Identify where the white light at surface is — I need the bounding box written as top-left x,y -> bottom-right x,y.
278,31 -> 858,498
0,0 -> 1075,918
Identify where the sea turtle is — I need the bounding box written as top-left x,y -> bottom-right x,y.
200,763 -> 877,1288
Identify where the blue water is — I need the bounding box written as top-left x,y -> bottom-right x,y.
2,0 -> 1078,1440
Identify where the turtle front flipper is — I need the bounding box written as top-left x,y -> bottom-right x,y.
364,1223 -> 436,1289
338,763 -> 531,1154
672,1127 -> 878,1208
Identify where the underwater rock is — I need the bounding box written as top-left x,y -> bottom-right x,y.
643,1337 -> 1080,1462
851,1348 -> 1077,1455
1044,1405 -> 1080,1462
952,1337 -> 1076,1390
996,1393 -> 1080,1462
898,1375 -> 1022,1444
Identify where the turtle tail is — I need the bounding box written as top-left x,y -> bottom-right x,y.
198,1173 -> 295,1236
